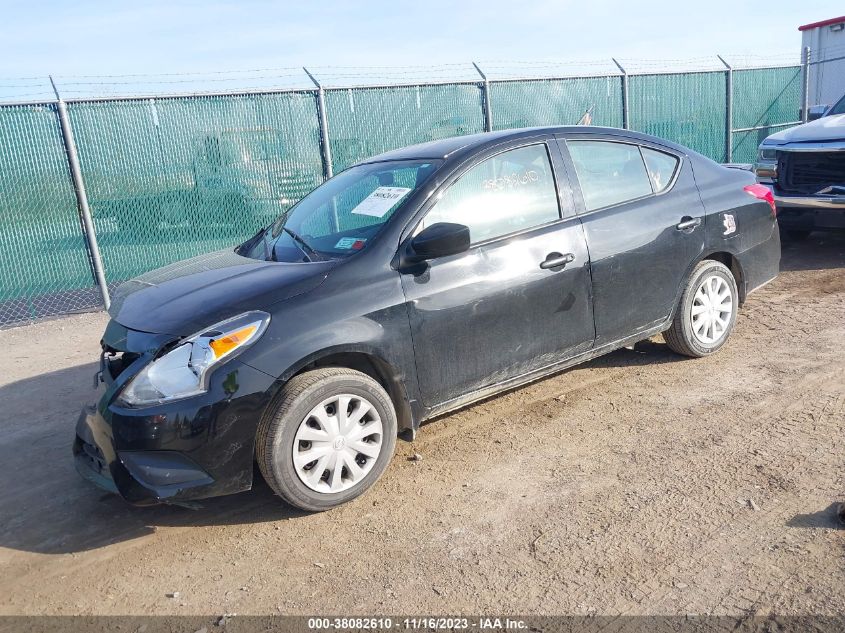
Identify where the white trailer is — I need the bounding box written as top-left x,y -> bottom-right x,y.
800,16 -> 845,108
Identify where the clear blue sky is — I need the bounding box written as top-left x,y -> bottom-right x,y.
0,0 -> 842,99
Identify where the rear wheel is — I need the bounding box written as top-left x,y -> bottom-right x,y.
256,367 -> 397,511
664,260 -> 738,358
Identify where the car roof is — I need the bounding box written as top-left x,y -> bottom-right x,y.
355,126 -> 692,166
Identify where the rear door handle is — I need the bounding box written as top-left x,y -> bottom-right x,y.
676,216 -> 702,231
540,252 -> 575,269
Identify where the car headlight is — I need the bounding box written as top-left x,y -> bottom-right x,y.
757,147 -> 778,161
119,311 -> 270,406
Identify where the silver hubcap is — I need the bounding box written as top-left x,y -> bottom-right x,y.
293,394 -> 383,493
691,274 -> 733,345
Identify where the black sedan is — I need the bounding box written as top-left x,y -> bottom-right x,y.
74,126 -> 781,511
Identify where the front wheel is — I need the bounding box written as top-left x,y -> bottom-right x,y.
256,367 -> 398,511
663,260 -> 739,358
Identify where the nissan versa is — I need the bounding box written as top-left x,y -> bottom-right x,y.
74,127 -> 781,511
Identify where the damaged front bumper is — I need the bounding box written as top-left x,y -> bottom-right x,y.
73,404 -> 216,505
72,321 -> 277,506
73,409 -> 119,495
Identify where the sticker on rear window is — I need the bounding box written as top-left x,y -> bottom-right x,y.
334,237 -> 367,250
351,186 -> 412,218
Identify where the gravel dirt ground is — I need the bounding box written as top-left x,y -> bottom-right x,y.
0,233 -> 843,617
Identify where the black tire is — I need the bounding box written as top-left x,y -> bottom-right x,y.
256,367 -> 397,511
783,229 -> 812,241
663,260 -> 738,358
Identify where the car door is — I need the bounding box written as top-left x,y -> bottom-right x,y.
399,141 -> 595,407
556,135 -> 705,346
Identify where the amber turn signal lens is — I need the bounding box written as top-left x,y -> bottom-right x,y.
209,325 -> 258,359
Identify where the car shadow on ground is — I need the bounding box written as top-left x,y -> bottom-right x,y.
0,361 -> 311,556
1,478 -> 309,556
786,503 -> 844,530
779,230 -> 845,272
584,338 -> 684,369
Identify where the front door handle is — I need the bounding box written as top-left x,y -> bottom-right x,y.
540,252 -> 575,270
676,216 -> 702,231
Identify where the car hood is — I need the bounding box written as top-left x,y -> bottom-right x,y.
108,248 -> 335,336
764,114 -> 845,145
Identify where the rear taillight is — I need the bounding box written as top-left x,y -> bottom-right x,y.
743,183 -> 777,217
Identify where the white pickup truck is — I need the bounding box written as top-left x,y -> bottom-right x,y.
755,93 -> 845,239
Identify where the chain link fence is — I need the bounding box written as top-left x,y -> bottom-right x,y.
731,66 -> 803,165
326,83 -> 487,172
630,71 -> 728,161
67,92 -> 324,287
491,76 -> 624,131
0,103 -> 102,324
0,61 -> 807,327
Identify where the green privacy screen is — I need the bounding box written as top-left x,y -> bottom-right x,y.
325,84 -> 485,172
731,66 -> 802,163
491,77 -> 624,130
0,103 -> 101,325
630,72 -> 727,161
66,92 -> 324,286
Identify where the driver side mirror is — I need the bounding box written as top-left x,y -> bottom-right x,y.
406,222 -> 470,264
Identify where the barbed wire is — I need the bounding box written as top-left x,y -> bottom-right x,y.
57,73 -> 307,86
0,92 -> 55,100
0,51 -> 818,102
808,42 -> 845,61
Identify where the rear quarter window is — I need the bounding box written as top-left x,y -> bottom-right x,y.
641,147 -> 680,193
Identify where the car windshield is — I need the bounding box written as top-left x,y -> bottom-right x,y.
828,94 -> 845,116
240,159 -> 441,262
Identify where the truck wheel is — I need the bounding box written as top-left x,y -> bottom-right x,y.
256,367 -> 397,511
664,260 -> 738,358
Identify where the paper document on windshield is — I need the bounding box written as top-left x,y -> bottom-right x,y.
351,186 -> 412,218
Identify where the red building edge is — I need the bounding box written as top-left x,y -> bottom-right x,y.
798,16 -> 845,32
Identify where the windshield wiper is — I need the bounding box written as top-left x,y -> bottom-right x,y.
281,226 -> 319,262
237,225 -> 267,257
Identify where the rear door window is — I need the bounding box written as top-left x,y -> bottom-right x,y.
566,140 -> 653,211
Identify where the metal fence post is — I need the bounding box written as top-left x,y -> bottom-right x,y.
717,55 -> 733,163
303,68 -> 334,179
303,68 -> 339,231
472,62 -> 493,132
49,77 -> 111,310
612,58 -> 629,130
801,46 -> 811,122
